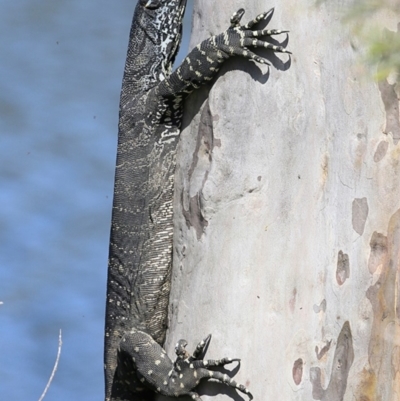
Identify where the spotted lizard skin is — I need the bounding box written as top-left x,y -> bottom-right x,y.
104,1 -> 290,400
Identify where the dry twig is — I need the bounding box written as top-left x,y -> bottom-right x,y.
38,329 -> 62,401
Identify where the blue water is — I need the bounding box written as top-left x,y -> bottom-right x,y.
0,1 -> 192,399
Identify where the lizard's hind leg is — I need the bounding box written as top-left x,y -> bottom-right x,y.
190,358 -> 251,399
206,371 -> 253,400
194,357 -> 241,368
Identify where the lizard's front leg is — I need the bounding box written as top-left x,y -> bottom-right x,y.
157,8 -> 290,98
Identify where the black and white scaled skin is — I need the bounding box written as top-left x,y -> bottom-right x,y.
104,1 -> 290,400
119,332 -> 252,401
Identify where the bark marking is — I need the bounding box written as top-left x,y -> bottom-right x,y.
373,140 -> 389,163
182,100 -> 220,240
313,299 -> 327,314
292,358 -> 303,385
336,250 -> 350,285
310,321 -> 354,401
378,77 -> 400,145
352,197 -> 369,235
362,209 -> 400,400
367,231 -> 388,274
315,340 -> 332,360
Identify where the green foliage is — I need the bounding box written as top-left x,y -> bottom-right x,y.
366,28 -> 400,81
322,0 -> 400,80
346,0 -> 400,80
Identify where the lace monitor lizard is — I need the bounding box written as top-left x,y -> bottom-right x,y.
104,1 -> 290,400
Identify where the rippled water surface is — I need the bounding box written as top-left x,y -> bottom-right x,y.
0,1 -> 192,399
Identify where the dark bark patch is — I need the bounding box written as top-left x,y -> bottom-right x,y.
188,99 -> 216,180
310,367 -> 324,400
378,78 -> 400,145
373,141 -> 389,162
368,232 -> 388,274
183,99 -> 219,240
313,299 -> 327,313
364,209 -> 400,399
336,251 -> 350,285
289,288 -> 297,313
352,197 -> 369,235
292,358 -> 303,385
310,321 -> 354,401
181,192 -> 208,240
315,340 -> 332,360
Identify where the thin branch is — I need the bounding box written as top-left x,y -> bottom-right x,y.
38,329 -> 62,401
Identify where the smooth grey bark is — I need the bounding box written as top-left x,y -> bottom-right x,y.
166,1 -> 400,400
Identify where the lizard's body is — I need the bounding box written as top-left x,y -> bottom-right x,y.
105,2 -> 289,400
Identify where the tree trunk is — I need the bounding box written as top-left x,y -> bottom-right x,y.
166,1 -> 400,400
